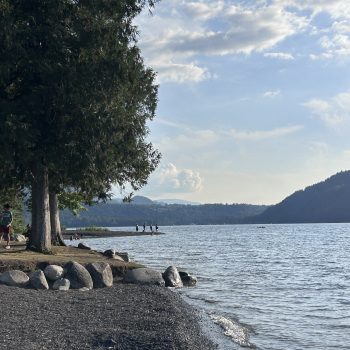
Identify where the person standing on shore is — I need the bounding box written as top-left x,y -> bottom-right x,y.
143,223 -> 146,232
136,225 -> 139,232
0,204 -> 13,249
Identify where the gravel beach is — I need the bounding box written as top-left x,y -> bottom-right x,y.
0,283 -> 216,350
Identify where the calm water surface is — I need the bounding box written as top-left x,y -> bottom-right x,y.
69,224 -> 350,349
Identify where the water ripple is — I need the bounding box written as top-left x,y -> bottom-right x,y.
69,223 -> 350,349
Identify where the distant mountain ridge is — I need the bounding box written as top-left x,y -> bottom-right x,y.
60,171 -> 350,227
251,170 -> 350,223
60,201 -> 268,227
156,199 -> 201,205
110,196 -> 200,206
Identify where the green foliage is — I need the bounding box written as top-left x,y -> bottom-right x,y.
60,202 -> 268,227
81,226 -> 110,232
57,191 -> 88,216
253,170 -> 350,223
0,0 -> 160,193
0,0 -> 161,244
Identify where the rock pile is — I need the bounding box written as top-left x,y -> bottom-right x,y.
0,261 -> 113,291
124,265 -> 197,288
0,242 -> 198,291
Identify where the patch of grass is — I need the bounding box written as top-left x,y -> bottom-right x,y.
81,226 -> 110,232
0,245 -> 143,276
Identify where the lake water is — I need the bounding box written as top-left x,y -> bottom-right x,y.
68,224 -> 350,349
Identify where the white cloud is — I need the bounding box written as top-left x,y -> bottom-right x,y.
304,91 -> 350,127
282,0 -> 350,59
158,129 -> 219,153
264,52 -> 295,60
136,1 -> 308,83
227,125 -> 303,141
152,61 -> 210,83
151,4 -> 307,57
263,90 -> 281,98
136,0 -> 350,83
144,163 -> 203,194
318,34 -> 350,58
282,1 -> 350,20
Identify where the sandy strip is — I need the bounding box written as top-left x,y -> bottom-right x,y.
63,230 -> 165,239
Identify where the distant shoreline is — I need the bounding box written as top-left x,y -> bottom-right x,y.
63,230 -> 165,239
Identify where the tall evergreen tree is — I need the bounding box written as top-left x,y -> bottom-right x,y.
0,0 -> 160,252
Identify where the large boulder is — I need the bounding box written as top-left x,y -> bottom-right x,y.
64,261 -> 93,290
103,249 -> 115,258
29,270 -> 49,290
78,242 -> 91,250
14,234 -> 26,242
52,278 -> 70,291
163,266 -> 183,288
0,270 -> 29,287
113,255 -> 125,262
103,249 -> 128,262
86,262 -> 113,288
124,268 -> 165,286
44,265 -> 64,281
116,252 -> 129,262
179,271 -> 197,287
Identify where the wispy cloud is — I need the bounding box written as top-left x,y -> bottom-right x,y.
264,52 -> 295,60
304,91 -> 350,127
226,125 -> 304,141
263,90 -> 281,98
137,0 -> 350,83
152,61 -> 211,83
155,118 -> 191,131
137,1 -> 309,83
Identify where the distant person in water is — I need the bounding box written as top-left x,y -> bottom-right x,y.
143,223 -> 146,232
136,225 -> 139,232
156,224 -> 159,232
150,225 -> 153,232
0,204 -> 13,249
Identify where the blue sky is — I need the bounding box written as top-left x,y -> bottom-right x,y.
129,0 -> 350,205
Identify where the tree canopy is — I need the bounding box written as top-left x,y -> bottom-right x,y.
0,0 -> 160,251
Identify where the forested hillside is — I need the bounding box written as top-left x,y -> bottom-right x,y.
60,202 -> 268,227
251,171 -> 350,223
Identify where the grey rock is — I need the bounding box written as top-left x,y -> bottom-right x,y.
44,265 -> 64,281
52,278 -> 70,291
86,262 -> 113,288
116,252 -> 129,262
14,234 -> 26,242
29,270 -> 49,290
113,255 -> 125,262
163,266 -> 183,288
78,242 -> 91,250
103,249 -> 115,258
124,268 -> 165,286
64,261 -> 93,290
179,271 -> 197,287
0,270 -> 29,287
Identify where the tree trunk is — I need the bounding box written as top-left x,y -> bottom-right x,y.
28,178 -> 38,249
29,163 -> 51,253
49,192 -> 66,246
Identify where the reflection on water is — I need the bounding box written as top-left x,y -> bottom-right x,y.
68,224 -> 350,350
